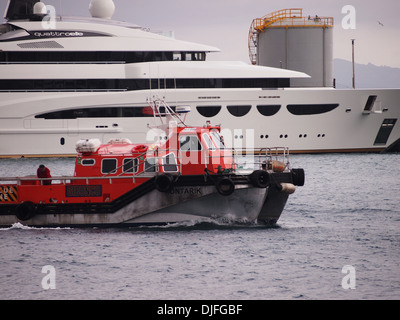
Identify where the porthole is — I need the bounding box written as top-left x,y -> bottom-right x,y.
227,105 -> 251,117
196,106 -> 221,118
257,105 -> 281,116
287,104 -> 339,115
81,159 -> 95,166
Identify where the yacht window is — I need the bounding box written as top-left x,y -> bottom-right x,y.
374,119 -> 397,145
35,106 -> 173,119
196,106 -> 221,118
101,159 -> 117,174
123,158 -> 138,173
257,105 -> 281,116
364,95 -> 378,112
0,50 -> 207,63
198,53 -> 206,61
162,153 -> 178,172
185,53 -> 193,61
211,131 -> 226,149
1,78 -> 290,92
287,104 -> 339,115
202,134 -> 215,150
179,135 -> 202,151
227,105 -> 252,117
173,53 -> 182,61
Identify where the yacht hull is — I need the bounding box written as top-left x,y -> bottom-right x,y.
0,87 -> 399,157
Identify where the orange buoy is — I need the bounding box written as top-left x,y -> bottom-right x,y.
272,160 -> 286,172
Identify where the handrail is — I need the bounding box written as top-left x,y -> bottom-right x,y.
231,147 -> 290,171
253,8 -> 333,32
0,175 -> 155,185
0,147 -> 291,185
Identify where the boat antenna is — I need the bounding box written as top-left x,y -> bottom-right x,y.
147,98 -> 188,127
351,39 -> 356,89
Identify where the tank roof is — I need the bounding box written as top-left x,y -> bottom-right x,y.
249,8 -> 333,65
252,8 -> 334,32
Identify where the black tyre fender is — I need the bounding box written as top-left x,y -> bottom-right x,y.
154,174 -> 174,193
216,177 -> 235,196
291,168 -> 305,186
16,201 -> 36,221
250,170 -> 270,188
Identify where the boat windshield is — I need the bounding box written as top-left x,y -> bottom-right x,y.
210,130 -> 225,149
202,133 -> 215,150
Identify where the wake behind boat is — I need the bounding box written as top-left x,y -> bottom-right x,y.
0,99 -> 305,227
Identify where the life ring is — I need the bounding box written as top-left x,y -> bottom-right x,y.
133,144 -> 148,153
155,174 -> 174,193
250,170 -> 270,188
291,168 -> 305,186
16,201 -> 36,221
216,177 -> 235,196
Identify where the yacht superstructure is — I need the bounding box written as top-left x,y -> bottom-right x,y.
1,1 -> 399,157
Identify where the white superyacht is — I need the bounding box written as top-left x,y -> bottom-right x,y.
0,1 -> 399,157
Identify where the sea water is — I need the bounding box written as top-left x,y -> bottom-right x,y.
0,153 -> 399,300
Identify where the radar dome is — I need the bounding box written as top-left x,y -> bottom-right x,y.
89,0 -> 115,19
33,2 -> 47,15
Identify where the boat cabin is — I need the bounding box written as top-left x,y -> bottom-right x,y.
74,124 -> 236,179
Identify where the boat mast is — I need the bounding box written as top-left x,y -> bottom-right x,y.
351,39 -> 356,89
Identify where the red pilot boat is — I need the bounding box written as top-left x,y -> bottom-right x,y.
0,100 -> 304,228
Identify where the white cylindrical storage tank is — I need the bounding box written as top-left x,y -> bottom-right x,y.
251,9 -> 334,87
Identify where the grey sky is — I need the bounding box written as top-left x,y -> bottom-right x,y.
1,0 -> 399,67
